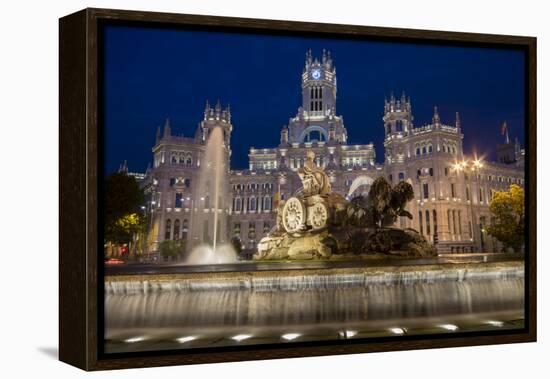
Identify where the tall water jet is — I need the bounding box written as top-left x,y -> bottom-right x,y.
189,125 -> 231,259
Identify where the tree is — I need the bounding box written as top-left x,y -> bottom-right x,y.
104,172 -> 145,245
159,240 -> 186,261
107,213 -> 143,246
487,184 -> 525,252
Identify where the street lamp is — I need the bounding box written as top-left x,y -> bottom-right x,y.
452,157 -> 485,253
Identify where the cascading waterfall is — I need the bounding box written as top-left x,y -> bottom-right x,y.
104,264 -> 525,353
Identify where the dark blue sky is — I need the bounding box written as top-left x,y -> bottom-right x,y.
103,25 -> 525,174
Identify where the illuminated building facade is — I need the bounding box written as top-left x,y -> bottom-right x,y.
139,50 -> 524,255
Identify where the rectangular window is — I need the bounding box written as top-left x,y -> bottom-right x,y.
466,185 -> 470,201
426,210 -> 431,236
479,188 -> 484,203
169,177 -> 176,187
398,172 -> 405,181
429,168 -> 434,176
444,167 -> 449,176
423,183 -> 429,199
418,211 -> 423,235
175,193 -> 183,208
451,183 -> 456,198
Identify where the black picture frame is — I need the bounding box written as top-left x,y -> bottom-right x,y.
59,8 -> 537,371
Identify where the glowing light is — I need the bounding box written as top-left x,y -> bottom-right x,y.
231,334 -> 252,342
176,336 -> 197,344
439,324 -> 459,331
281,333 -> 301,341
389,328 -> 405,335
339,330 -> 358,338
124,336 -> 146,343
486,320 -> 504,327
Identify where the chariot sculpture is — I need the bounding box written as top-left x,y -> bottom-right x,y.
280,150 -> 347,233
256,150 -> 435,260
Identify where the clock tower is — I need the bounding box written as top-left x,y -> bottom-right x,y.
302,49 -> 337,116
283,50 -> 347,145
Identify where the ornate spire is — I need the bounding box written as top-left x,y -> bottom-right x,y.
118,160 -> 128,174
455,111 -> 461,130
432,106 -> 440,125
163,117 -> 171,137
156,125 -> 161,143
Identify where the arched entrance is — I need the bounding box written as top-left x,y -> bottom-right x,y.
299,126 -> 328,143
347,175 -> 375,198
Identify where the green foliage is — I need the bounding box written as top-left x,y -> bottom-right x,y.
104,173 -> 146,245
347,178 -> 415,228
106,213 -> 144,245
487,184 -> 525,251
159,240 -> 186,260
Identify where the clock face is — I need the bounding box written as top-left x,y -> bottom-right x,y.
311,69 -> 321,80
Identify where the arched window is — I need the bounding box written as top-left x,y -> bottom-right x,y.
428,144 -> 433,153
416,147 -> 421,156
173,219 -> 181,240
235,198 -> 242,212
250,197 -> 257,212
264,196 -> 272,211
165,219 -> 172,240
186,155 -> 193,165
422,146 -> 427,154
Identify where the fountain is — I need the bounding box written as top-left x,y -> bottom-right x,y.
256,150 -> 436,260
104,261 -> 525,353
103,151 -> 524,354
186,126 -> 237,264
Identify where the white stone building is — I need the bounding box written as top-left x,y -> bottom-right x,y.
139,50 -> 524,255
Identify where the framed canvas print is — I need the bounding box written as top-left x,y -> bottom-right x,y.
59,8 -> 536,371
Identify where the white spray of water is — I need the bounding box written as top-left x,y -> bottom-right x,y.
185,243 -> 237,265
